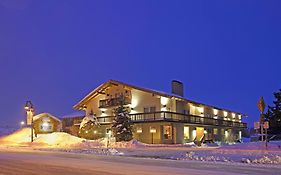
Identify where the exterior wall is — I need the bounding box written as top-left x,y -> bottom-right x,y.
76,81 -> 245,144
130,89 -> 161,113
33,116 -> 61,134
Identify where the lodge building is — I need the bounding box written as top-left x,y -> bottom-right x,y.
70,80 -> 247,144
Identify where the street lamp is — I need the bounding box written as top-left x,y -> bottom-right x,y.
150,127 -> 156,144
20,121 -> 25,128
24,101 -> 34,142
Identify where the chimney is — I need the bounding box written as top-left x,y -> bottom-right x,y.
171,80 -> 184,97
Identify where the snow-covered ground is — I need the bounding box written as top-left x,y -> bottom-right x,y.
1,128 -> 281,165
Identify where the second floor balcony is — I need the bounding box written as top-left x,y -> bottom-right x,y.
77,111 -> 247,128
99,96 -> 131,108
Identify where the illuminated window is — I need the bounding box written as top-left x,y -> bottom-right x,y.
213,128 -> 218,135
184,126 -> 189,140
163,125 -> 172,139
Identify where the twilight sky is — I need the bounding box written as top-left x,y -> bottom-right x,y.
0,0 -> 280,127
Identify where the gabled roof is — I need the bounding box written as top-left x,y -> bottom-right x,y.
33,113 -> 62,123
73,79 -> 246,116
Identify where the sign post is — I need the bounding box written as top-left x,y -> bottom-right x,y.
257,97 -> 265,141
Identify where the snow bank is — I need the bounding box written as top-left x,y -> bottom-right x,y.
0,128 -> 104,148
220,141 -> 281,151
0,127 -> 32,144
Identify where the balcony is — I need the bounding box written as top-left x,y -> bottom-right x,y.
71,111 -> 247,128
129,111 -> 247,128
99,96 -> 131,108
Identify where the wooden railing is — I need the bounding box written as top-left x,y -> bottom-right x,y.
76,111 -> 247,128
129,111 -> 247,128
99,96 -> 131,108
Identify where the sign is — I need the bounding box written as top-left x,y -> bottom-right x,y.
257,97 -> 265,114
264,121 -> 269,129
254,121 -> 260,129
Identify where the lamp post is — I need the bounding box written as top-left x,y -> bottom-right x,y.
25,101 -> 34,142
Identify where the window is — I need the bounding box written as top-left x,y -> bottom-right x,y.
144,107 -> 149,113
163,125 -> 172,139
144,106 -> 156,113
184,126 -> 189,140
213,128 -> 218,135
150,106 -> 156,112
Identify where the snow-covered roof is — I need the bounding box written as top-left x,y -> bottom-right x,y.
33,113 -> 62,123
60,111 -> 85,119
73,79 -> 246,116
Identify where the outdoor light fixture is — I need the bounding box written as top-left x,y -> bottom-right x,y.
213,109 -> 218,116
136,127 -> 142,133
93,130 -> 97,134
82,105 -> 87,110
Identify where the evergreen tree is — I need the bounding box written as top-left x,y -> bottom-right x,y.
112,96 -> 133,142
265,89 -> 281,134
78,120 -> 103,140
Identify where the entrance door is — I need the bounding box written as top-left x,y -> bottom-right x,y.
196,127 -> 204,142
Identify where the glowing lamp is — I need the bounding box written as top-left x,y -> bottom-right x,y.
150,127 -> 156,133
136,128 -> 142,133
223,111 -> 228,117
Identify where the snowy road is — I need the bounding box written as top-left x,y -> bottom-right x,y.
0,150 -> 280,175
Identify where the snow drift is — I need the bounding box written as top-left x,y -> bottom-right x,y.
0,127 -> 104,148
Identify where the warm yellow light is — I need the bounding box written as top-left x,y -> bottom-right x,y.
198,107 -> 204,113
225,130 -> 229,137
42,122 -> 49,127
20,121 -> 25,125
24,106 -> 29,110
130,96 -> 138,108
136,127 -> 142,133
213,109 -> 218,116
232,113 -> 236,118
150,127 -> 156,133
223,111 -> 228,117
160,96 -> 169,106
93,130 -> 97,134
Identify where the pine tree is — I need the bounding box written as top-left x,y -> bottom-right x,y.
265,89 -> 281,135
78,120 -> 103,140
112,96 -> 133,142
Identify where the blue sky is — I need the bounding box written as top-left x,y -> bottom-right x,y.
0,0 -> 280,127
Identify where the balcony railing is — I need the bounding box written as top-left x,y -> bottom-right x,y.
72,111 -> 247,128
99,96 -> 131,108
129,111 -> 247,128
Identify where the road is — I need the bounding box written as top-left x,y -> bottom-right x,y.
0,149 -> 280,175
